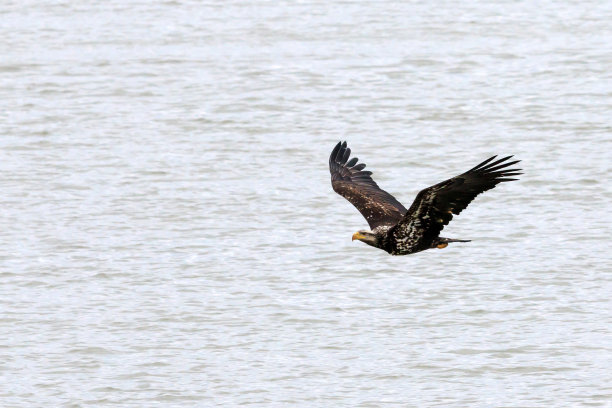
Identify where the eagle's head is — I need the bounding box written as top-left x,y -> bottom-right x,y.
352,230 -> 380,248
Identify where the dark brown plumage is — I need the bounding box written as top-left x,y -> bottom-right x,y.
329,141 -> 522,255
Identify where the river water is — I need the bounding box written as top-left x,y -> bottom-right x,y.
1,1 -> 611,407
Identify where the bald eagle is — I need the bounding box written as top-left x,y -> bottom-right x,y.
329,141 -> 522,255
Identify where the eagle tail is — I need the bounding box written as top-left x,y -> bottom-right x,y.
441,238 -> 471,243
433,237 -> 471,249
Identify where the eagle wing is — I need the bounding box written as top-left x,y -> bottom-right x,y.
391,155 -> 522,245
329,141 -> 407,230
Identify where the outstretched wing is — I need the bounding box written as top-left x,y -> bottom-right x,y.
392,155 -> 522,245
329,141 -> 407,229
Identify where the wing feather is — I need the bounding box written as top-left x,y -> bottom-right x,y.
329,141 -> 407,229
392,155 -> 522,246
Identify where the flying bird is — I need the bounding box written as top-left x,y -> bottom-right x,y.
329,141 -> 522,255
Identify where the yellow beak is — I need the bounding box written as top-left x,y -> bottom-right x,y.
352,232 -> 365,241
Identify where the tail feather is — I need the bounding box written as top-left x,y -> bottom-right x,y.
439,237 -> 471,243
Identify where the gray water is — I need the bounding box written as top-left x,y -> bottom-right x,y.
1,1 -> 612,407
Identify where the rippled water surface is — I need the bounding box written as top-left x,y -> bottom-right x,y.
2,1 -> 612,406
